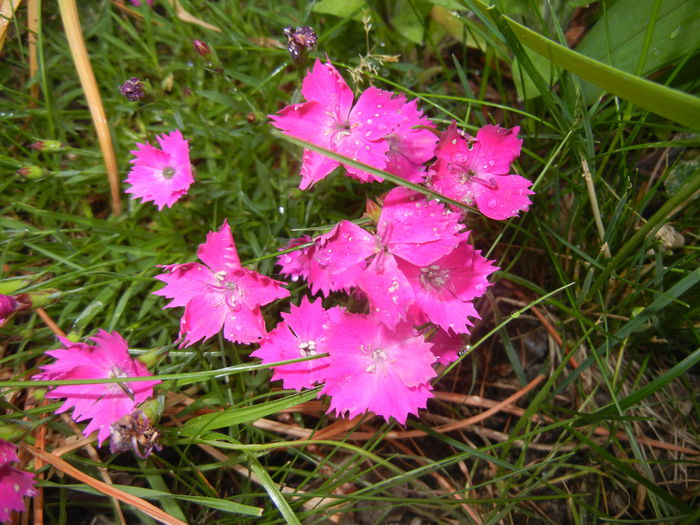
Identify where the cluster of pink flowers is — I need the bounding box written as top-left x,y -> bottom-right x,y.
31,53 -> 533,464
254,59 -> 531,423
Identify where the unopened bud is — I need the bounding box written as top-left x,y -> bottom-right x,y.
16,165 -> 46,179
29,139 -> 63,152
365,198 -> 381,223
15,289 -> 61,309
119,77 -> 145,101
193,40 -> 211,57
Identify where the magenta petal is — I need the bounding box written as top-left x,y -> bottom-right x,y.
300,149 -> 340,189
0,464 -> 36,522
379,186 -> 467,266
153,262 -> 213,308
358,254 -> 414,328
473,125 -> 522,174
222,304 -> 267,344
473,174 -> 534,220
180,294 -> 228,346
301,59 -> 354,119
197,220 -> 241,272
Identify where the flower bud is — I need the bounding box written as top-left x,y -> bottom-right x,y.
119,77 -> 145,101
16,165 -> 46,179
193,40 -> 211,57
29,139 -> 63,152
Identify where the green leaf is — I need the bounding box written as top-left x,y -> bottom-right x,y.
391,0 -> 431,44
463,0 -> 700,128
180,389 -> 319,436
576,0 -> 700,102
312,0 -> 366,19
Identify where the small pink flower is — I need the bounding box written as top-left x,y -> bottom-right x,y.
269,59 -> 409,189
427,121 -> 534,220
125,129 -> 194,210
321,313 -> 436,424
129,0 -> 153,6
155,220 -> 289,346
33,331 -> 160,446
251,297 -> 331,390
0,439 -> 36,523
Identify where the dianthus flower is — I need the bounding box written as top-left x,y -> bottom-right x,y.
0,439 -> 36,523
321,313 -> 436,424
250,297 -> 331,390
427,121 -> 533,220
398,241 -> 498,334
33,330 -> 160,446
155,220 -> 289,346
269,59 -> 432,189
125,129 -> 194,210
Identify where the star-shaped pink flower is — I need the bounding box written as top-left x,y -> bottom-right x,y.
125,129 -> 194,210
155,220 -> 289,346
321,313 -> 436,424
427,121 -> 534,220
33,330 -> 160,446
270,59 -> 410,189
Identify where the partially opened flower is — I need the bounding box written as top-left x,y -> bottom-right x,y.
125,129 -> 194,210
0,439 -> 36,523
33,330 -> 160,446
251,297 -> 331,390
321,313 -> 436,424
155,220 -> 289,346
427,121 -> 533,220
269,59 -> 406,189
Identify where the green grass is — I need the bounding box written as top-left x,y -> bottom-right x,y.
1,1 -> 699,523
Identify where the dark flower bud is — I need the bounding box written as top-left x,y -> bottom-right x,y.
283,25 -> 318,62
193,40 -> 211,57
119,77 -> 145,101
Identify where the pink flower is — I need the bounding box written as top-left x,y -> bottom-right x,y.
398,242 -> 498,334
154,220 -> 289,346
125,129 -> 194,210
269,59 -> 410,189
0,294 -> 18,327
427,121 -> 534,220
129,0 -> 153,6
250,297 -> 331,390
33,330 -> 160,446
0,439 -> 36,523
321,313 -> 436,424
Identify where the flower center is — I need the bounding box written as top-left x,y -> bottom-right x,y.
212,271 -> 242,311
364,346 -> 388,373
162,166 -> 176,179
298,340 -> 317,357
420,264 -> 450,292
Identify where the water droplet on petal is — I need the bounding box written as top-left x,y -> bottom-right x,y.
487,199 -> 497,208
